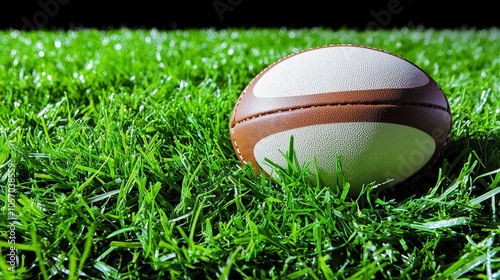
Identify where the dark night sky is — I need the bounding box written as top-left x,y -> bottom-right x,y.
1,1 -> 498,31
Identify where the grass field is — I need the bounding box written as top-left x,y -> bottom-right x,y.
0,27 -> 499,279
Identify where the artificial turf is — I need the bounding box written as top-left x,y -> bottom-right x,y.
0,27 -> 499,279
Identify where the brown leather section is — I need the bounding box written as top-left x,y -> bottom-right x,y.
230,104 -> 452,168
230,79 -> 450,127
229,44 -> 452,181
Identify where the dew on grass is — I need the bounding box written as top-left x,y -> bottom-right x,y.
28,153 -> 51,158
102,37 -> 110,46
85,60 -> 94,70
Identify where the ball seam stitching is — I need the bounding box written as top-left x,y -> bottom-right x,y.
232,102 -> 450,127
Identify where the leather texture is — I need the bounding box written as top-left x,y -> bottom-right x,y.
229,44 -> 452,194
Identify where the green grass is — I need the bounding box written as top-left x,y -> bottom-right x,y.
0,27 -> 499,279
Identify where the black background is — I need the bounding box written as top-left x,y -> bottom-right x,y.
1,0 -> 498,31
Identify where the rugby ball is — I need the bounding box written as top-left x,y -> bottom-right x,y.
229,44 -> 452,196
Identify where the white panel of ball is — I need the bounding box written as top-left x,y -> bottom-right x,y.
253,122 -> 436,194
253,46 -> 430,98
